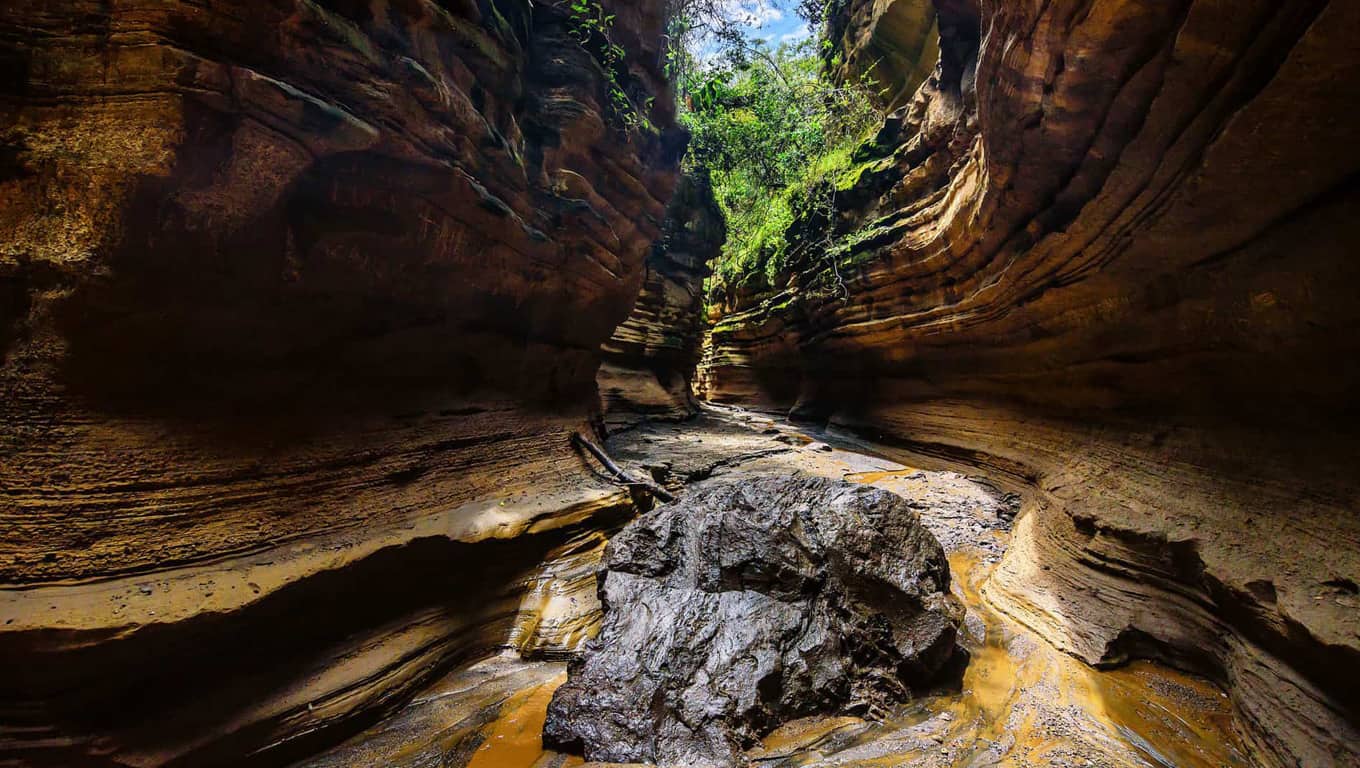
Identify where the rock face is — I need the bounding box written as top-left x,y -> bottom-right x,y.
598,169 -> 725,431
698,0 -> 1360,765
0,0 -> 680,764
824,0 -> 941,109
543,472 -> 963,766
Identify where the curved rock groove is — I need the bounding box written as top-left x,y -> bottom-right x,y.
3,0 -> 1358,766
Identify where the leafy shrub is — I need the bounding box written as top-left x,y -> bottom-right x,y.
568,0 -> 653,131
674,37 -> 880,297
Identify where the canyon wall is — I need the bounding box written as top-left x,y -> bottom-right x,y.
698,0 -> 1360,764
598,169 -> 724,431
824,0 -> 940,109
0,1 -> 679,765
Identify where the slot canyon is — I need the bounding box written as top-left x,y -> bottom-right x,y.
1,0 -> 1357,767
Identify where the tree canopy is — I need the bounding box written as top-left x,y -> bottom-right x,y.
665,1 -> 882,296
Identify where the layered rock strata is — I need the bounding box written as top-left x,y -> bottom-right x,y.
699,0 -> 1360,764
0,0 -> 680,764
598,169 -> 724,431
543,472 -> 963,767
297,408 -> 1256,768
824,0 -> 941,109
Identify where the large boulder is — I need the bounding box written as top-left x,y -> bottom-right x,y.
543,472 -> 964,766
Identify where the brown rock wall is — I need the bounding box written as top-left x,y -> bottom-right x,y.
699,0 -> 1360,763
825,0 -> 941,109
0,0 -> 680,764
598,169 -> 724,431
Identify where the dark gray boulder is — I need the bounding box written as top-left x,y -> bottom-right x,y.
542,471 -> 965,766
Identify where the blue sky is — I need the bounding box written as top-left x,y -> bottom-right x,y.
718,0 -> 812,47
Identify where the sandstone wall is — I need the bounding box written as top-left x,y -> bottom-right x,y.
0,1 -> 680,764
824,0 -> 940,109
598,169 -> 724,431
698,0 -> 1360,764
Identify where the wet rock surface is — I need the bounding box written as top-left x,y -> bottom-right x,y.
543,472 -> 964,766
300,407 -> 1252,768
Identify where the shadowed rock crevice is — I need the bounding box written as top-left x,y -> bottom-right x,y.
1,506 -> 638,768
599,169 -> 726,430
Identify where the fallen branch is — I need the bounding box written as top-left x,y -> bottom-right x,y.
572,432 -> 676,503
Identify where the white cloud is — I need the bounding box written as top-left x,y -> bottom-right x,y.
781,24 -> 811,43
718,0 -> 784,28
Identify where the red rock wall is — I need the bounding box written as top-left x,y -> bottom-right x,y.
699,0 -> 1360,764
0,0 -> 679,764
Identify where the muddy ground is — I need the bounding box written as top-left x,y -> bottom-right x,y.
303,406 -> 1252,768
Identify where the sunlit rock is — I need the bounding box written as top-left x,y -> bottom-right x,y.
698,0 -> 1360,764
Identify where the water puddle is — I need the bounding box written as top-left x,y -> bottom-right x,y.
842,468 -> 922,484
466,671 -> 582,768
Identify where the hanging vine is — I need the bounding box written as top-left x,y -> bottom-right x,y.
564,0 -> 652,132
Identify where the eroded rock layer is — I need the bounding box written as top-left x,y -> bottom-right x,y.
698,0 -> 1360,764
824,0 -> 940,109
598,169 -> 724,431
0,0 -> 680,764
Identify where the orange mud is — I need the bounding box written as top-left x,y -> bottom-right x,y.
466,672 -> 584,768
460,437 -> 1252,768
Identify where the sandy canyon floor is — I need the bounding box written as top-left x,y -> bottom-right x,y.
300,405 -> 1253,768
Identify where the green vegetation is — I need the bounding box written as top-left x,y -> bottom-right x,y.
564,0 -> 883,295
666,5 -> 883,299
568,0 -> 653,131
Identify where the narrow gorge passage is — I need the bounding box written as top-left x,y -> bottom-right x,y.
3,0 -> 1357,766
313,407 -> 1252,768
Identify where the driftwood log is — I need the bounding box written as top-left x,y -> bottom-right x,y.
571,432 -> 676,503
